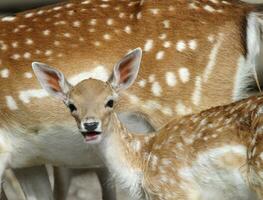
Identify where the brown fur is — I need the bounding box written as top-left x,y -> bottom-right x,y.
0,0 -> 257,131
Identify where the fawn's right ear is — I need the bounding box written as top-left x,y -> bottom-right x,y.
32,62 -> 71,101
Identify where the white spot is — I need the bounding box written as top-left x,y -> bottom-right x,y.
1,16 -> 16,22
188,40 -> 197,50
162,20 -> 170,28
24,72 -> 33,79
81,0 -> 91,4
130,140 -> 141,152
143,100 -> 161,110
0,42 -> 8,51
165,72 -> 176,87
136,12 -> 142,19
208,35 -> 215,42
129,95 -> 140,104
203,34 -> 224,82
176,101 -> 192,115
63,33 -> 71,38
54,41 -> 60,46
0,68 -> 9,78
43,29 -> 50,36
150,154 -> 158,169
23,52 -> 31,59
37,10 -> 45,15
11,42 -> 18,48
168,5 -> 175,11
124,26 -> 132,34
53,6 -> 62,11
54,21 -> 66,25
106,18 -> 113,25
25,13 -> 34,18
151,82 -> 162,96
203,5 -> 215,12
5,96 -> 18,110
45,50 -> 53,56
19,89 -> 49,104
100,4 -> 109,8
26,38 -> 33,45
162,106 -> 173,116
159,33 -> 167,40
150,8 -> 159,15
103,34 -> 111,40
94,41 -> 101,46
189,3 -> 199,9
163,41 -> 171,48
178,68 -> 190,83
144,40 -> 153,52
73,21 -> 81,27
68,66 -> 109,85
148,74 -> 155,83
11,54 -> 20,60
90,19 -> 97,25
192,76 -> 202,106
119,12 -> 125,18
176,40 -> 186,52
156,51 -> 165,60
138,79 -> 146,88
260,152 -> 263,160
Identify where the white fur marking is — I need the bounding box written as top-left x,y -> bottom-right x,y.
203,34 -> 224,82
1,16 -> 16,22
192,76 -> 202,106
179,67 -> 190,83
176,40 -> 186,52
151,82 -> 162,96
144,40 -> 153,52
156,51 -> 165,60
0,68 -> 9,78
165,72 -> 176,87
5,96 -> 18,110
69,66 -> 109,85
19,89 -> 49,103
189,40 -> 197,50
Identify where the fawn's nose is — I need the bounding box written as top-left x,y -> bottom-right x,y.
84,122 -> 99,132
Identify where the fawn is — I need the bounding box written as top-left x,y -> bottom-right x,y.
3,0 -> 263,198
33,48 -> 263,199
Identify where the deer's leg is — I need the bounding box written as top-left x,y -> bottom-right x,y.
0,153 -> 9,198
13,166 -> 53,200
53,167 -> 72,200
0,189 -> 7,200
96,167 -> 116,200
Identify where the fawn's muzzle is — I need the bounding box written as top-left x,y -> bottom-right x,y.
84,122 -> 98,132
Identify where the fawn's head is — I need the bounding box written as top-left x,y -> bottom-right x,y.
32,48 -> 142,143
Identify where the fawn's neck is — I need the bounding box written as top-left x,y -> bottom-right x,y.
103,113 -> 154,171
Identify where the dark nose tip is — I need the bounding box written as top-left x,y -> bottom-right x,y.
84,122 -> 98,132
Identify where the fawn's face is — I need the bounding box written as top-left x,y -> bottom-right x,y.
33,48 -> 142,143
66,79 -> 117,142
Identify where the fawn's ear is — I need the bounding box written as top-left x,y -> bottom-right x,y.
32,62 -> 71,101
109,48 -> 142,91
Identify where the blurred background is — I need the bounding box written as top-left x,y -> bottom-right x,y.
0,0 -> 262,199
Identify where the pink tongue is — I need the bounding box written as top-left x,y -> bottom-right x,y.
85,133 -> 98,141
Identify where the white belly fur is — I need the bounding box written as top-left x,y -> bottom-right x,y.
3,123 -> 104,168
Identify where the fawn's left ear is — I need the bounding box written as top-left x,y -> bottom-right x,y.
109,48 -> 142,91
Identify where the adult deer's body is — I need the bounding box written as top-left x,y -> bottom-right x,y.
35,48 -> 263,200
1,0 -> 263,199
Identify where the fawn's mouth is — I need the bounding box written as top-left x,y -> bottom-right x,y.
81,131 -> 102,142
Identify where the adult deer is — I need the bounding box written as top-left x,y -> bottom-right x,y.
34,48 -> 263,200
1,0 -> 263,199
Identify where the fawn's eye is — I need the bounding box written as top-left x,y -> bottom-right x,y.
68,104 -> 77,112
105,99 -> 114,108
